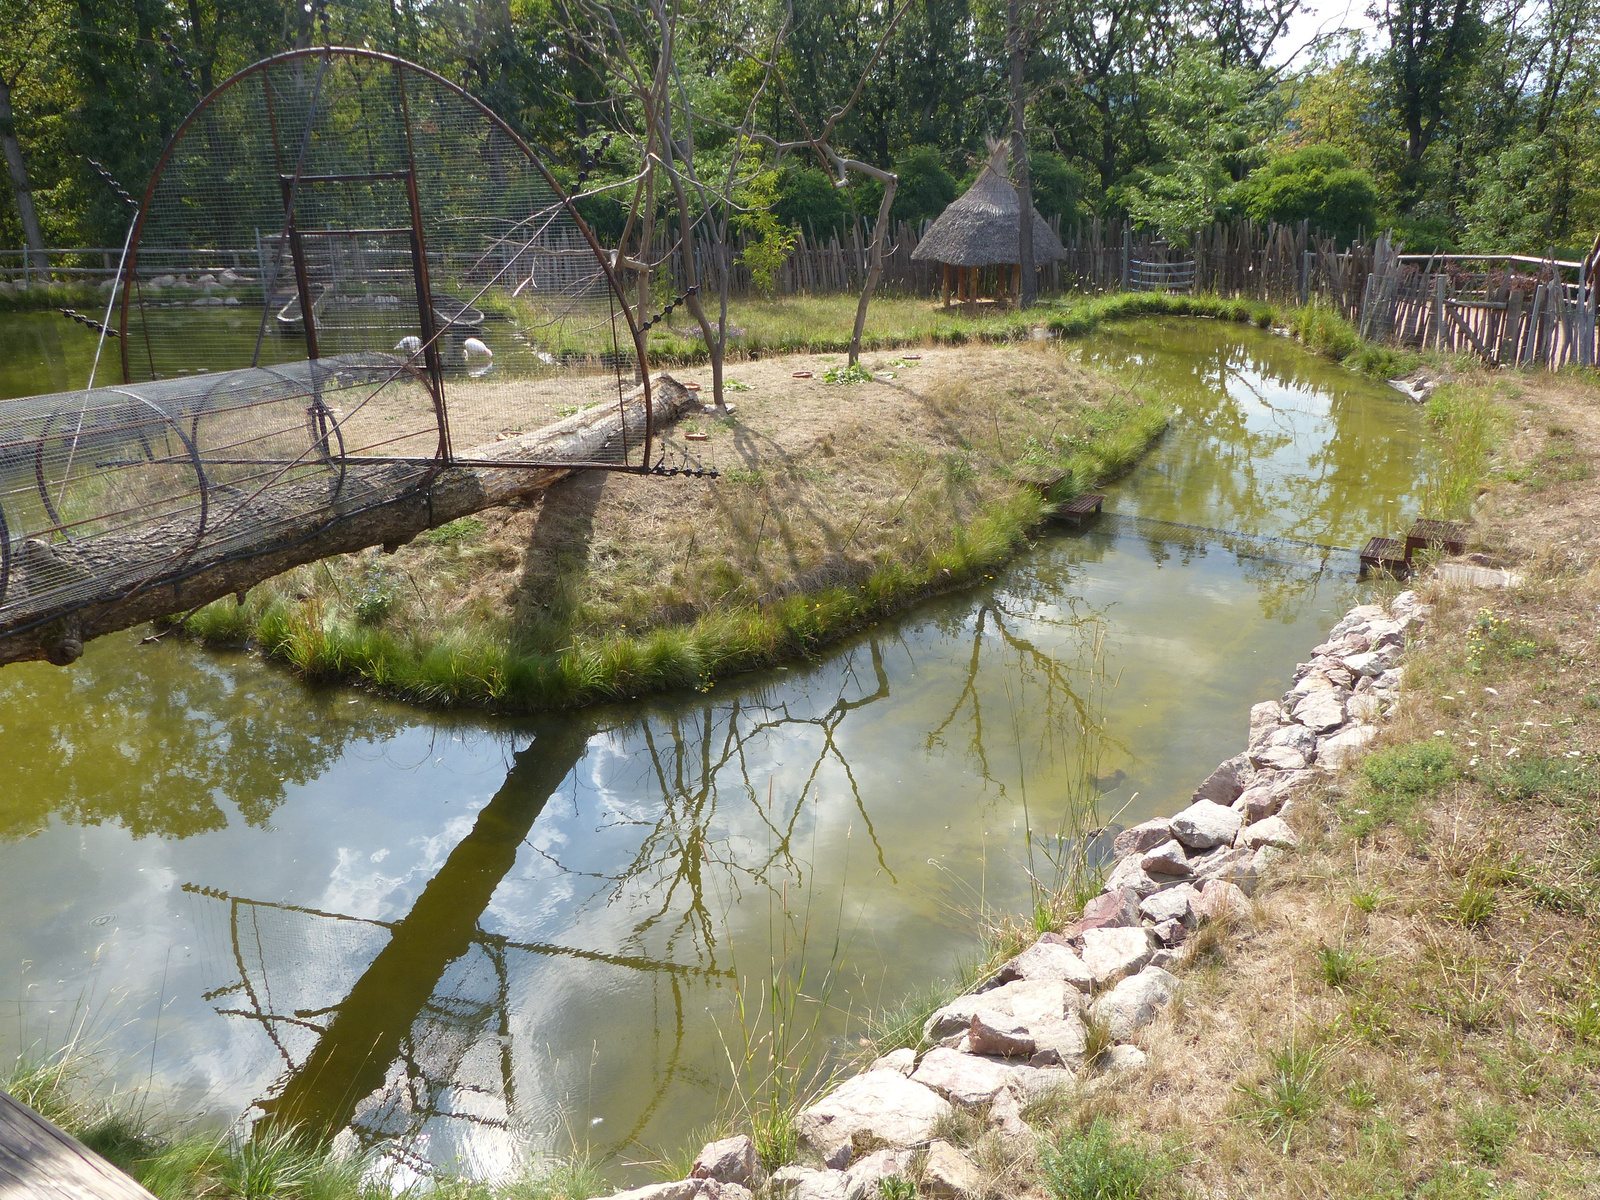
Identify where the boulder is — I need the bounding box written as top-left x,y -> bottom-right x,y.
1027,1015 -> 1089,1066
1139,882 -> 1198,927
842,1151 -> 911,1200
1149,946 -> 1188,971
1342,649 -> 1394,677
606,1184 -> 700,1200
870,1048 -> 915,1076
1079,926 -> 1154,984
1001,940 -> 1095,991
1189,846 -> 1258,894
1103,1043 -> 1148,1072
693,1136 -> 758,1186
1389,591 -> 1429,623
1102,855 -> 1161,897
1169,800 -> 1243,850
923,978 -> 1082,1042
1059,888 -> 1141,938
1374,667 -> 1405,692
1292,690 -> 1348,735
1090,966 -> 1179,1038
1327,604 -> 1388,640
1251,744 -> 1310,772
1288,669 -> 1343,700
1346,694 -> 1381,723
1192,879 -> 1250,922
1248,701 -> 1285,740
1191,755 -> 1253,806
1111,818 -> 1172,858
796,1070 -> 950,1165
919,1142 -> 982,1200
1151,918 -> 1186,946
1141,839 -> 1192,877
1317,724 -> 1378,770
910,1047 -> 1017,1108
769,1168 -> 847,1200
1237,816 -> 1299,850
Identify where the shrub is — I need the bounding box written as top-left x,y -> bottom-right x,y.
1038,1120 -> 1176,1200
1228,146 -> 1380,244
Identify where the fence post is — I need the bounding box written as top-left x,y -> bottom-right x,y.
1120,228 -> 1130,291
1299,249 -> 1311,306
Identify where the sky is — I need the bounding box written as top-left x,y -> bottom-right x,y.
1273,0 -> 1382,66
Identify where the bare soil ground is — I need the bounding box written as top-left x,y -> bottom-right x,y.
263,343 -> 1154,656
1035,368 -> 1600,1198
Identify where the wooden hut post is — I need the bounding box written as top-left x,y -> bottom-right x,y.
1011,263 -> 1021,303
942,262 -> 952,307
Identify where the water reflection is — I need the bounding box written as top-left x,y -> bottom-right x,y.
0,319 -> 1432,1178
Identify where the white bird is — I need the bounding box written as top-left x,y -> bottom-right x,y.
394,335 -> 422,355
462,337 -> 493,360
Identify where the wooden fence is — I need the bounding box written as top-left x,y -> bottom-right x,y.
7,220 -> 1597,370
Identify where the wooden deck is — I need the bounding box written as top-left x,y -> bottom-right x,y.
1056,493 -> 1106,525
0,1090 -> 156,1200
1359,536 -> 1409,577
1405,518 -> 1469,558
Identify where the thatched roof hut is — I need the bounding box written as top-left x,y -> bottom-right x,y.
911,142 -> 1066,270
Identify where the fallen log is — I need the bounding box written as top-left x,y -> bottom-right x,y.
0,375 -> 694,668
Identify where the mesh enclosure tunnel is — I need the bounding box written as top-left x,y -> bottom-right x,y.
1,48 -> 652,638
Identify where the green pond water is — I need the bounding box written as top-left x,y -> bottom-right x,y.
0,314 -> 1430,1181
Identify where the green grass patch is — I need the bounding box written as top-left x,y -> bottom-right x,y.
1038,1119 -> 1178,1200
1345,741 -> 1458,838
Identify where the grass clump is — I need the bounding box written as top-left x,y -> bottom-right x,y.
1236,1041 -> 1326,1152
1345,740 -> 1457,838
1037,1120 -> 1177,1200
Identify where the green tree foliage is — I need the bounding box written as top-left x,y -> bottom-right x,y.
1229,146 -> 1381,244
774,165 -> 850,237
888,147 -> 958,225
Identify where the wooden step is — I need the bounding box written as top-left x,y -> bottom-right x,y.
1360,536 -> 1409,577
1405,518 -> 1469,559
1057,493 -> 1105,524
0,1089 -> 157,1200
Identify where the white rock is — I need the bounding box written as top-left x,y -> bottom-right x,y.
1189,846 -> 1259,894
1252,744 -> 1309,771
606,1184 -> 700,1200
919,1142 -> 982,1200
1169,800 -> 1243,850
1249,700 -> 1285,736
1190,755 -> 1254,805
1112,818 -> 1172,858
1317,724 -> 1379,770
910,1047 -> 1017,1108
1080,926 -> 1154,984
1346,694 -> 1381,723
1252,846 -> 1285,876
869,1048 -> 915,1076
1090,966 -> 1179,1038
1328,604 -> 1388,639
1192,879 -> 1250,922
770,1167 -> 846,1200
1237,816 -> 1299,850
1027,1015 -> 1089,1066
1006,940 -> 1095,991
1342,650 -> 1391,677
1103,1044 -> 1148,1072
1374,667 -> 1405,692
693,1136 -> 758,1186
796,1070 -> 950,1165
1292,690 -> 1348,734
842,1150 -> 910,1200
1141,839 -> 1192,876
1103,854 -> 1161,896
923,978 -> 1082,1041
1139,882 -> 1198,926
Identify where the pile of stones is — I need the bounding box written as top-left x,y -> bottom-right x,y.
606,591 -> 1429,1200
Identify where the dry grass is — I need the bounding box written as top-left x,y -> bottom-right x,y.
1021,367 -> 1600,1199
189,342 -> 1164,707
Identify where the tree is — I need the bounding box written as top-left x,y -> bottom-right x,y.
0,0 -> 69,268
1229,144 -> 1380,242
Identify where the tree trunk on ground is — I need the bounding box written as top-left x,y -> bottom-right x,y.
1008,0 -> 1035,309
0,76 -> 48,272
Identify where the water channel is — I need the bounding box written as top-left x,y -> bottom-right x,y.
0,312 -> 1431,1181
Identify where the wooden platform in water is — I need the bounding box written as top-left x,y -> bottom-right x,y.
0,1090 -> 156,1200
1406,518 -> 1469,558
1056,493 -> 1106,525
1359,536 -> 1409,577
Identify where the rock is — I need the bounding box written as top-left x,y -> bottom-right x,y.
771,1169 -> 847,1200
870,1048 -> 915,1076
1150,946 -> 1188,971
923,978 -> 1083,1042
1365,618 -> 1406,649
1292,690 -> 1348,734
1103,1044 -> 1148,1072
796,1070 -> 950,1165
1248,701 -> 1285,739
1060,888 -> 1141,938
1102,855 -> 1161,896
1261,723 -> 1317,757
1189,846 -> 1258,894
984,1088 -> 1032,1140
1312,632 -> 1370,657
1346,694 -> 1381,723
606,1184 -> 700,1200
919,1142 -> 982,1200
1141,839 -> 1192,877
1139,882 -> 1198,927
151,273 -> 177,288
1288,669 -> 1343,700
1342,650 -> 1391,677
842,1151 -> 911,1200
1080,926 -> 1154,984
1003,940 -> 1095,990
1027,1015 -> 1089,1066
1006,1063 -> 1074,1101
1191,755 -> 1253,806
1317,724 -> 1378,770
1090,966 -> 1179,1038
1252,845 -> 1285,876
1328,604 -> 1388,640
967,1014 -> 1035,1058
1374,667 -> 1405,692
693,1136 -> 758,1186
1112,818 -> 1172,858
1151,918 -> 1186,945
1169,800 -> 1243,850
911,1048 -> 1017,1109
1237,816 -> 1299,850
1390,591 -> 1429,623
1252,743 -> 1310,771
1192,879 -> 1250,922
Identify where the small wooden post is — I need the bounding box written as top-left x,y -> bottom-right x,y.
1499,290 -> 1524,365
1011,262 -> 1022,303
941,262 -> 951,307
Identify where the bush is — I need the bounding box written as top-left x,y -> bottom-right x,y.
774,165 -> 851,238
1038,1120 -> 1176,1200
1229,145 -> 1380,244
890,147 -> 959,225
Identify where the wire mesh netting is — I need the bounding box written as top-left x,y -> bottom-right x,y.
1,48 -> 647,632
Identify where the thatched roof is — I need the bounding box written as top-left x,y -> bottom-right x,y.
911,142 -> 1066,267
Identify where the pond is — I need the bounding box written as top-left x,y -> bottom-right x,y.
0,313 -> 1430,1181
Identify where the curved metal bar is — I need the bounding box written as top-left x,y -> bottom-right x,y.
0,495 -> 10,610
34,409 -> 70,537
104,389 -> 212,564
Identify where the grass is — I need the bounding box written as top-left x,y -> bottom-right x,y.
1036,1120 -> 1177,1200
179,341 -> 1170,712
0,279 -> 110,312
1028,367 -> 1600,1197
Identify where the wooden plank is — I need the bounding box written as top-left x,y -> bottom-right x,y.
0,1091 -> 157,1200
